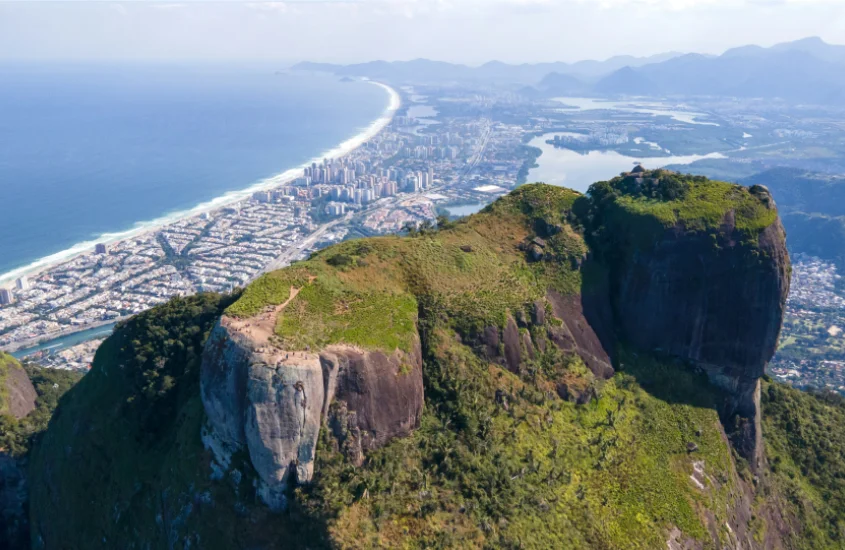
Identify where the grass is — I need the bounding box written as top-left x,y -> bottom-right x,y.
224,184 -> 588,352
761,381 -> 845,548
586,170 -> 779,256
27,178 -> 811,549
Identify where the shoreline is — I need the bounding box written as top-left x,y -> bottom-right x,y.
0,79 -> 401,288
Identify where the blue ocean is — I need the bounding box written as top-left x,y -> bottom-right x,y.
0,63 -> 388,277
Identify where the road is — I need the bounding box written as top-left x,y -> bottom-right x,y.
260,212 -> 353,275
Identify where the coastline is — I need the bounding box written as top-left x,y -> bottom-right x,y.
0,79 -> 401,288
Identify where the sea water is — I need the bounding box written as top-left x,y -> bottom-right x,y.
0,63 -> 390,278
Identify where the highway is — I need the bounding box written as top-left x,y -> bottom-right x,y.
260,212 -> 353,274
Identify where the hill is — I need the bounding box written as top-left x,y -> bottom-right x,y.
0,355 -> 81,550
27,172 -> 845,549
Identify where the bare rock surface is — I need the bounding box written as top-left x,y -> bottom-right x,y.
2,359 -> 36,420
200,289 -> 423,510
611,212 -> 790,466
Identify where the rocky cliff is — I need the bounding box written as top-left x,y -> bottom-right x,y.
585,172 -> 790,468
0,353 -> 36,421
200,313 -> 424,510
0,353 -> 35,550
27,175 -> 830,550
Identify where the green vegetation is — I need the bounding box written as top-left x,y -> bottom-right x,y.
112,292 -> 240,439
762,381 -> 845,547
227,185 -> 587,352
297,325 -> 741,550
585,169 -> 778,256
0,359 -> 82,457
27,178 -> 831,549
0,351 -> 15,414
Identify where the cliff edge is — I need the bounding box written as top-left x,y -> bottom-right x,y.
28,175 -> 814,550
584,170 -> 790,467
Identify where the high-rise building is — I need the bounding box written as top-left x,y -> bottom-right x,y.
252,191 -> 272,203
95,243 -> 108,255
16,277 -> 29,291
0,288 -> 14,305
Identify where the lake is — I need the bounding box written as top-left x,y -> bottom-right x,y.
526,133 -> 726,192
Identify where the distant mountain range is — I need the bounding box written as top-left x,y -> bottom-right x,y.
594,37 -> 845,104
292,52 -> 682,85
293,37 -> 845,104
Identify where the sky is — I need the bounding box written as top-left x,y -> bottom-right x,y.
1,0 -> 845,64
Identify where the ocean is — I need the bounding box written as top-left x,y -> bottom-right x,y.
0,63 -> 390,281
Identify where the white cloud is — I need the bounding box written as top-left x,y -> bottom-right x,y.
0,0 -> 842,63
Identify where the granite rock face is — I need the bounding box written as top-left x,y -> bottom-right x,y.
1,357 -> 36,420
478,290 -> 615,391
607,196 -> 790,466
200,316 -> 424,510
321,346 -> 424,465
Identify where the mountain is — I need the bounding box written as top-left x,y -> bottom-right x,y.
0,353 -> 35,420
26,172 -> 845,548
593,65 -> 658,95
596,38 -> 845,104
742,167 -> 845,217
0,354 -> 81,550
536,71 -> 587,95
291,52 -> 683,85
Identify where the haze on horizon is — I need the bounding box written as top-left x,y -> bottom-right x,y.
1,0 -> 845,65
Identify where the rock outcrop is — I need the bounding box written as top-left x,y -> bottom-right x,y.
0,354 -> 35,550
29,179 -> 812,549
0,353 -> 36,420
201,314 -> 424,510
592,171 -> 790,467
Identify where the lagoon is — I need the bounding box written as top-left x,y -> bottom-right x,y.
526,133 -> 726,192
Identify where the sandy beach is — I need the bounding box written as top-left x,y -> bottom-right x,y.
0,80 -> 401,288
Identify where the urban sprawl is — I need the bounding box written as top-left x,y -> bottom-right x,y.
2,85 -> 845,396
0,88 -> 526,364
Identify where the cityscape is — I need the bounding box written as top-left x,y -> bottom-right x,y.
3,82 -> 845,398
0,87 -> 530,363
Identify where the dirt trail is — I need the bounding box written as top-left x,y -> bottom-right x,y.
229,285 -> 301,347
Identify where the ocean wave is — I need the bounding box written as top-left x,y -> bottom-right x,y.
0,80 -> 401,287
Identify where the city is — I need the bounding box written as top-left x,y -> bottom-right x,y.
0,87 -> 531,364
5,83 -> 845,398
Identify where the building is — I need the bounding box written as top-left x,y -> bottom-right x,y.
253,191 -> 272,203
325,202 -> 345,216
15,276 -> 29,291
0,287 -> 14,305
95,243 -> 108,255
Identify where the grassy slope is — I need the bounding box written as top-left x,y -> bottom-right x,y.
761,381 -> 845,548
227,184 -> 586,350
30,180 -> 835,549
